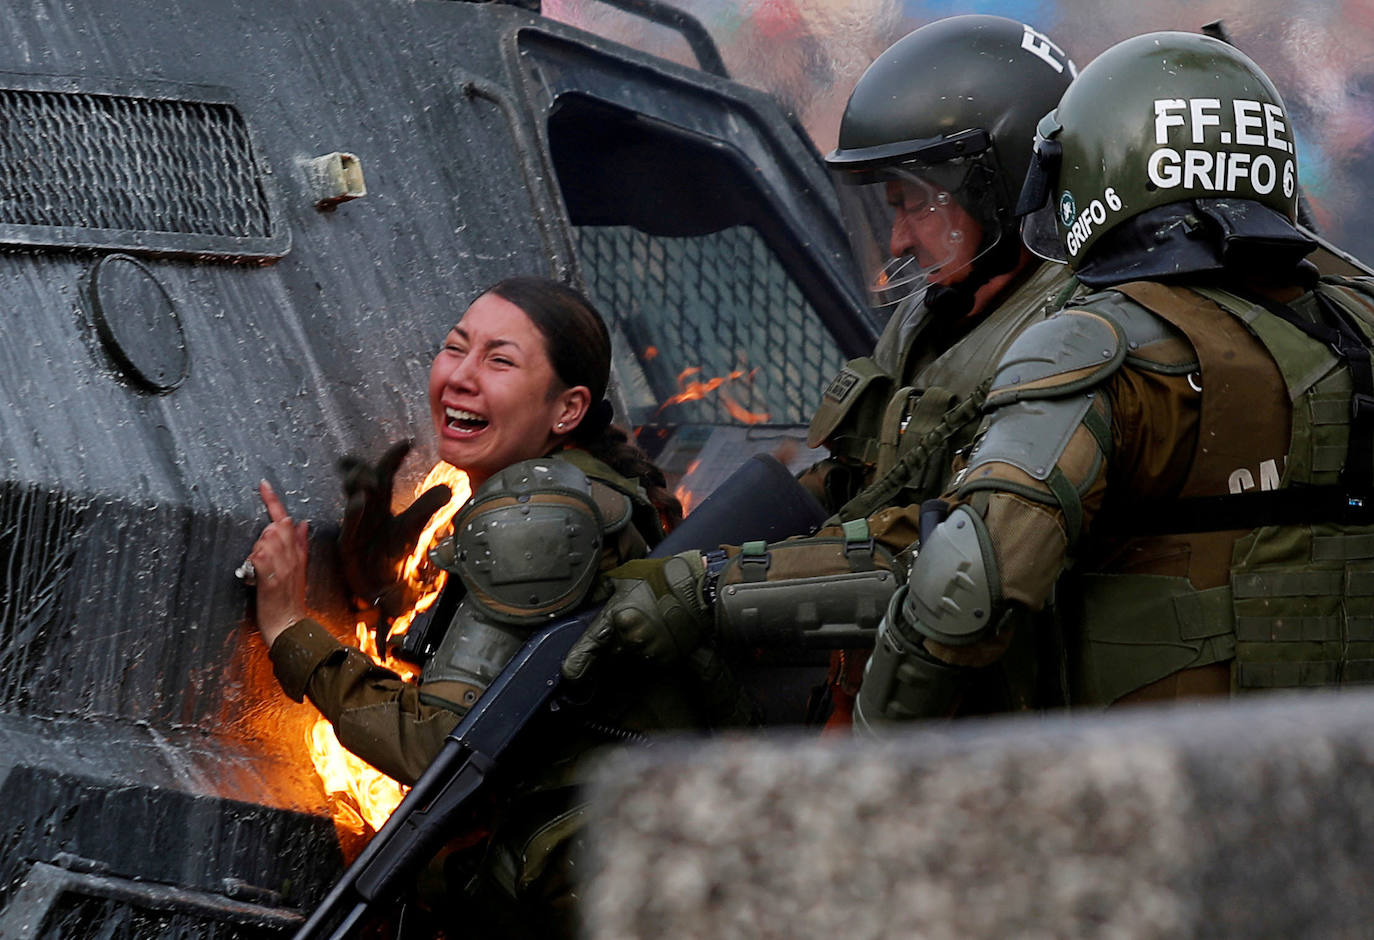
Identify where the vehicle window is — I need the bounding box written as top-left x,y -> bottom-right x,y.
575,223 -> 845,429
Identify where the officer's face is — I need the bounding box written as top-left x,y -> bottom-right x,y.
886,178 -> 983,286
429,293 -> 587,490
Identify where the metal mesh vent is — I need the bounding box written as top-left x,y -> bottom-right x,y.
0,84 -> 285,257
575,224 -> 844,426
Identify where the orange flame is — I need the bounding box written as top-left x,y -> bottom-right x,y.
308,462 -> 471,835
720,392 -> 771,425
656,366 -> 771,423
673,459 -> 702,517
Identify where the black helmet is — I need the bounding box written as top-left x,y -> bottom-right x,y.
826,15 -> 1076,312
1020,31 -> 1311,282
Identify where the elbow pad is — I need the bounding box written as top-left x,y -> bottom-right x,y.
903,504 -> 1002,647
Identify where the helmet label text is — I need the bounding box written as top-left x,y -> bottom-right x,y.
1144,96 -> 1297,206
1064,187 -> 1121,257
1020,25 -> 1077,77
1152,98 -> 1292,153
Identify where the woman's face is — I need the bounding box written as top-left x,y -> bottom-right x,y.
429,292 -> 588,489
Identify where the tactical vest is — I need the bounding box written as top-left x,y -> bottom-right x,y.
806,263 -> 1075,722
557,445 -> 665,553
809,262 -> 1075,521
1068,278 -> 1374,704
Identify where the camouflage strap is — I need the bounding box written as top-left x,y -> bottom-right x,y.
830,378 -> 993,524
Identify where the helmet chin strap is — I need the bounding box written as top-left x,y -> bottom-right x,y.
924,223 -> 1023,320
923,281 -> 976,319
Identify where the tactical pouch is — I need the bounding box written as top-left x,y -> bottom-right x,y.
1229,523 -> 1374,688
874,385 -> 916,480
1067,571 -> 1235,706
807,357 -> 892,465
715,519 -> 896,649
893,386 -> 960,479
873,385 -> 963,483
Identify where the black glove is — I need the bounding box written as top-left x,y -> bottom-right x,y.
338,439 -> 452,617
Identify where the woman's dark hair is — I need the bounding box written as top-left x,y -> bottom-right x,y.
485,276 -> 683,530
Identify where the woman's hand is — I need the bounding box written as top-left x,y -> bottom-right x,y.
249,480 -> 309,648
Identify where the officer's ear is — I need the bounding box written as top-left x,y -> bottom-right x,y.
553,384 -> 591,434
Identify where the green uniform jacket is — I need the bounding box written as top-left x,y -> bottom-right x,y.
808,260 -> 1075,547
269,447 -> 707,937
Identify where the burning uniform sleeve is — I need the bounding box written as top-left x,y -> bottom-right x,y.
269,618 -> 465,785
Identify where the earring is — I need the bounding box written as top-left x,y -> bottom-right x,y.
557,421 -> 565,429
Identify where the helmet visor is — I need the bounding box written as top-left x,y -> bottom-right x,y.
831,156 -> 1006,312
1020,198 -> 1068,264
1016,132 -> 1069,263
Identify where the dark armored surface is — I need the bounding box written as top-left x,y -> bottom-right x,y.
583,692 -> 1374,939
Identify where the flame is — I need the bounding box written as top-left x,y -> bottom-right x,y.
673,459 -> 702,517
720,392 -> 770,424
308,462 -> 471,836
655,366 -> 771,423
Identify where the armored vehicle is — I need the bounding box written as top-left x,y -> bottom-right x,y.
0,0 -> 875,935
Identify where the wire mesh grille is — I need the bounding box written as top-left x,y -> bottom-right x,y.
575,224 -> 844,426
0,89 -> 273,239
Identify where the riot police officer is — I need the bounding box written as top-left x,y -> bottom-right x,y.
855,31 -> 1374,728
808,13 -> 1078,518
563,16 -> 1079,722
249,277 -> 710,938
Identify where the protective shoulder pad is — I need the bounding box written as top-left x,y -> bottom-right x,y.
808,356 -> 891,448
429,458 -> 603,626
558,447 -> 637,534
1088,286 -> 1198,373
985,308 -> 1126,408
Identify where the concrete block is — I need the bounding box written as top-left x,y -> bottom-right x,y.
582,692 -> 1374,939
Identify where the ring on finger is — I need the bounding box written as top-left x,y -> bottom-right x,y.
235,559 -> 257,586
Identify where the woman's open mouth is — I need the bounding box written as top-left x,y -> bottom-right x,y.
445,406 -> 490,435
